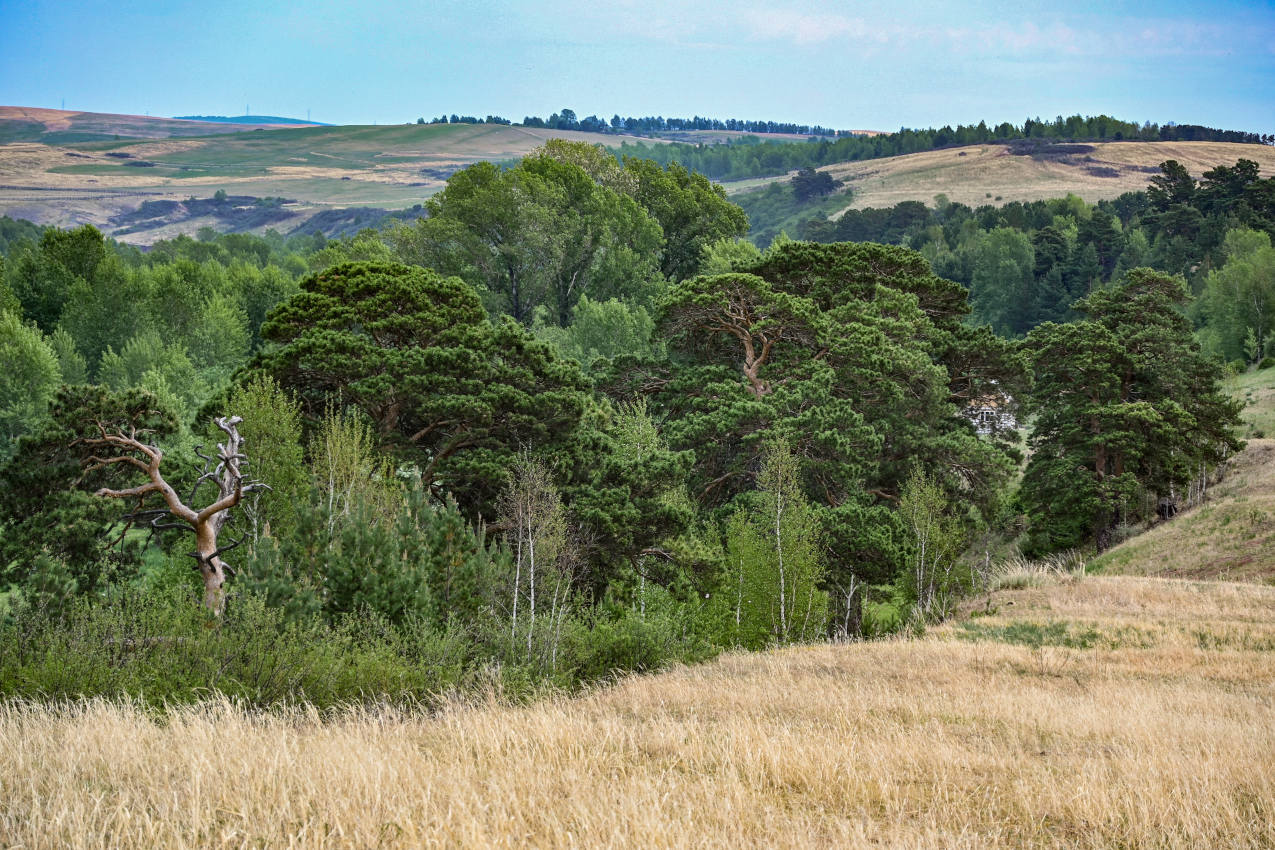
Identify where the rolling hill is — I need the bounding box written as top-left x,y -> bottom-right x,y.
2,106 -> 1274,245
0,106 -> 324,143
722,139 -> 1275,212
0,108 -> 665,243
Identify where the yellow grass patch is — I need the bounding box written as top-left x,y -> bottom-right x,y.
821,141 -> 1275,211
2,575 -> 1272,849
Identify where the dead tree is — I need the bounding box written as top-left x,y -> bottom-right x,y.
82,415 -> 263,615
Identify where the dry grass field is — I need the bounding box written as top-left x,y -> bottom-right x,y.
1090,369 -> 1275,583
0,111 -> 662,238
818,140 -> 1275,211
2,568 -> 1272,849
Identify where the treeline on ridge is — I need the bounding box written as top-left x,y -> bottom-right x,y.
620,114 -> 1272,181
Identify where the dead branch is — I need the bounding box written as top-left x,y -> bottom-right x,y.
86,414 -> 260,616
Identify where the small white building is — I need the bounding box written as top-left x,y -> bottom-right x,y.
966,393 -> 1018,436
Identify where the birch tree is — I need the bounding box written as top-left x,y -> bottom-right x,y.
898,467 -> 964,618
499,453 -> 570,663
726,439 -> 827,647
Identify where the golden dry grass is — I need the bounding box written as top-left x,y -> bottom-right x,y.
1092,443 -> 1275,583
821,141 -> 1275,211
3,574 -> 1272,849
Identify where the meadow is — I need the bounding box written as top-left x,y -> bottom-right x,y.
2,571 -> 1271,849
6,385 -> 1275,849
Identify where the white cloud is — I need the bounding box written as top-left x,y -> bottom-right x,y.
740,8 -> 881,45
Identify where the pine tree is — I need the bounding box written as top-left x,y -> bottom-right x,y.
1020,269 -> 1242,553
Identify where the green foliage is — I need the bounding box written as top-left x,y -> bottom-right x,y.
0,310 -> 61,457
1195,229 -> 1275,363
259,261 -> 594,520
97,331 -> 207,417
391,147 -> 664,325
0,584 -> 473,709
698,237 -> 762,275
721,440 -> 828,648
307,403 -> 401,528
0,386 -> 179,595
239,483 -> 505,630
219,374 -> 308,541
9,225 -> 108,331
1020,269 -> 1243,553
898,467 -> 967,618
734,180 -> 848,250
621,157 -> 749,281
47,326 -> 87,384
619,241 -> 1018,590
532,295 -> 662,365
970,227 -> 1035,336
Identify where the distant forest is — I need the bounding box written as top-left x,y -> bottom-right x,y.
619,115 -> 1273,181
420,108 -> 844,136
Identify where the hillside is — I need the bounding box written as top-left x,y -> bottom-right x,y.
2,108 -> 1272,244
0,106 -> 322,143
0,110 -> 664,243
3,569 -> 1270,848
174,115 -> 329,126
724,140 -> 1275,212
1089,367 -> 1275,583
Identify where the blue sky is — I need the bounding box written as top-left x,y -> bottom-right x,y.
2,0 -> 1272,132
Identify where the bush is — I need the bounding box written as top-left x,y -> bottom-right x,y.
562,587 -> 718,684
0,585 -> 471,709
987,552 -> 1086,591
860,585 -> 908,637
1260,357 -> 1275,371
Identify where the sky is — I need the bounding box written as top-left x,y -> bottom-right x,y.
2,0 -> 1273,133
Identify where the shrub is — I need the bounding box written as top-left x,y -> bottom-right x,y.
987,552 -> 1086,591
0,585 -> 470,709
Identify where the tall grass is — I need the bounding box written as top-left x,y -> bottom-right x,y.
986,550 -> 1087,591
2,576 -> 1272,849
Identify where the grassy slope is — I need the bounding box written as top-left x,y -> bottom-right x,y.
1090,367 -> 1275,582
723,140 -> 1275,212
2,574 -> 1271,848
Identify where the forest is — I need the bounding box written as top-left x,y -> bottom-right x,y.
617,114 -> 1273,181
0,140 -> 1248,707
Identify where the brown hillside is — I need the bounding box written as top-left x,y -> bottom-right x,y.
0,106 -> 318,139
822,140 -> 1275,211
